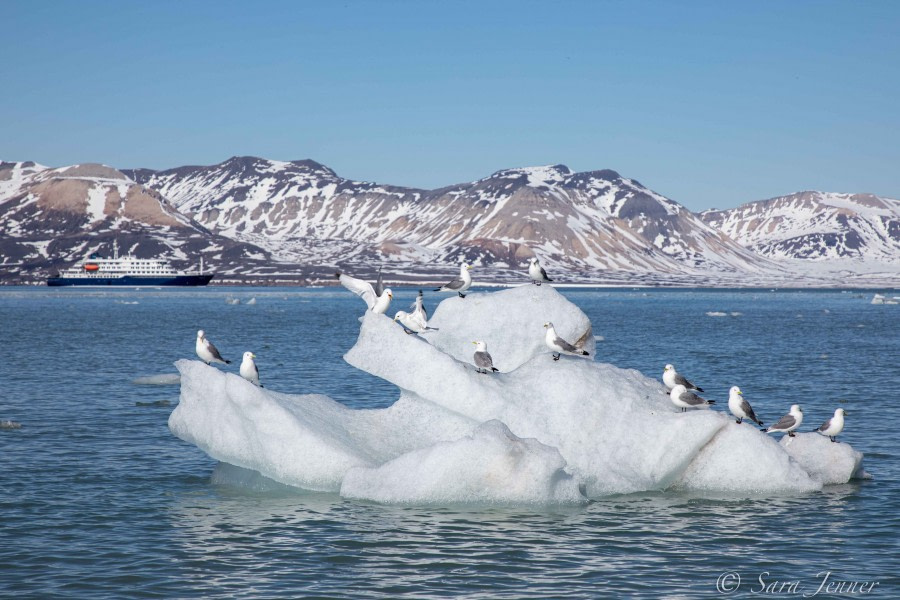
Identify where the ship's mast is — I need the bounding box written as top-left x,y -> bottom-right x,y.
113,239 -> 119,260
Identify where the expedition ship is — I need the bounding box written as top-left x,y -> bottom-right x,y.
47,241 -> 213,287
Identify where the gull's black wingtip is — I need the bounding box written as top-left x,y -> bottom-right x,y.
334,271 -> 342,279
582,351 -> 589,356
225,360 -> 232,364
696,386 -> 705,393
707,399 -> 716,404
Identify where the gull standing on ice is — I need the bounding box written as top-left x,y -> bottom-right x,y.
764,404 -> 803,437
669,384 -> 715,412
393,310 -> 437,334
336,271 -> 393,314
435,263 -> 472,298
728,386 -> 764,425
663,364 -> 704,392
196,330 -> 231,365
543,322 -> 590,361
813,408 -> 846,442
472,341 -> 499,374
528,257 -> 553,285
240,351 -> 263,387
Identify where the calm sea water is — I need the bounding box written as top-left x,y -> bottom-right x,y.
1,286 -> 898,598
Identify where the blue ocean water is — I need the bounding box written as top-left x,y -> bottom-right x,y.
1,287 -> 898,598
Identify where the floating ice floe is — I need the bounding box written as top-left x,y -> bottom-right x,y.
169,285 -> 867,506
133,373 -> 181,385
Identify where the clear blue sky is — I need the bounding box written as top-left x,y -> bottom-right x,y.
2,0 -> 898,211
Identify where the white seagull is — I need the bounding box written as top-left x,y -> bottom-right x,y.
472,341 -> 499,374
336,271 -> 393,314
670,384 -> 715,412
528,257 -> 553,285
412,289 -> 428,321
813,408 -> 846,442
765,404 -> 803,437
543,322 -> 590,361
663,364 -> 704,392
727,386 -> 763,425
196,330 -> 230,365
393,310 -> 437,334
240,351 -> 262,387
435,263 -> 472,298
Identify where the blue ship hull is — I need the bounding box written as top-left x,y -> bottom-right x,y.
47,274 -> 214,287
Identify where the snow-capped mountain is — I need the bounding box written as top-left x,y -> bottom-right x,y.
4,156 -> 897,286
701,192 -> 900,269
128,156 -> 781,284
0,161 -> 273,282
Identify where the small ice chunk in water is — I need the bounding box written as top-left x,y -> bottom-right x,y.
132,373 -> 181,385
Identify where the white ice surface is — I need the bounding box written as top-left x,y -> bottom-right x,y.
169,286 -> 867,505
780,433 -> 869,485
341,420 -> 587,505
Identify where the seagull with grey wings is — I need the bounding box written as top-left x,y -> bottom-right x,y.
528,257 -> 553,285
336,270 -> 393,314
196,330 -> 231,366
663,364 -> 704,392
727,386 -> 763,425
764,404 -> 803,437
669,384 -> 715,412
240,351 -> 263,387
472,341 -> 499,374
813,408 -> 846,442
435,263 -> 472,298
543,322 -> 590,361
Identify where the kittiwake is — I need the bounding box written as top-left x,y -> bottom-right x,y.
472,341 -> 499,374
727,386 -> 763,425
393,310 -> 437,334
240,351 -> 263,387
196,330 -> 230,365
412,289 -> 428,320
543,322 -> 590,361
435,263 -> 472,298
765,404 -> 803,437
663,364 -> 704,392
669,384 -> 715,412
813,408 -> 846,442
336,271 -> 393,314
528,257 -> 553,285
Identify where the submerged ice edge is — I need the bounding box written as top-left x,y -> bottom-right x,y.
169,286 -> 866,505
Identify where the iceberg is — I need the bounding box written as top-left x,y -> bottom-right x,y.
169,285 -> 867,505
